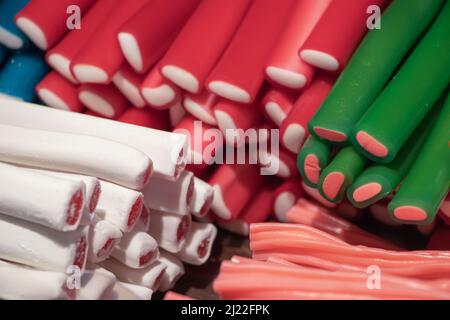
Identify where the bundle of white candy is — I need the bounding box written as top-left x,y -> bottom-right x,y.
0,98 -> 217,300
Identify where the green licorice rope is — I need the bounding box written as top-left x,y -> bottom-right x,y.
352,2 -> 450,163
308,0 -> 444,144
317,146 -> 368,203
388,93 -> 450,225
297,135 -> 332,188
347,104 -> 440,208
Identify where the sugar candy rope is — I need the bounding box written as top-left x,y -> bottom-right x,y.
0,0 -> 29,49
183,90 -> 218,125
77,266 -> 116,300
158,251 -> 185,292
87,217 -> 122,264
352,2 -> 450,162
273,178 -> 303,222
15,0 -> 94,50
78,83 -> 129,118
309,0 -> 444,144
389,93 -> 450,224
141,64 -> 181,109
260,88 -> 297,127
112,65 -> 147,108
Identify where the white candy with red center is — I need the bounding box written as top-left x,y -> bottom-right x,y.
0,124 -> 152,190
0,214 -> 88,272
133,205 -> 151,232
175,222 -> 217,266
149,210 -> 192,253
143,170 -> 194,216
102,281 -> 153,300
158,251 -> 185,292
100,259 -> 167,291
0,163 -> 85,231
0,99 -> 187,179
77,265 -> 116,300
191,177 -> 214,218
0,260 -> 74,300
87,217 -> 122,263
95,181 -> 143,233
111,230 -> 159,269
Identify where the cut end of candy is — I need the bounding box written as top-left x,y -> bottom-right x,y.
16,17 -> 48,50
117,32 -> 143,72
162,65 -> 199,93
300,49 -> 339,71
199,191 -> 214,217
112,72 -> 146,108
208,81 -> 251,103
353,183 -> 382,202
183,96 -> 217,125
79,91 -> 115,118
140,162 -> 154,187
265,102 -> 286,126
139,249 -> 156,267
356,131 -> 388,158
266,66 -> 307,89
141,85 -> 177,108
89,181 -> 101,213
283,124 -> 306,154
304,154 -> 320,184
66,189 -> 84,225
186,177 -> 195,206
127,196 -> 143,228
177,215 -> 191,243
313,126 -> 346,142
198,234 -> 212,259
393,206 -> 427,222
37,88 -> 70,111
97,238 -> 116,258
72,64 -> 109,83
47,54 -> 78,84
322,172 -> 345,200
274,192 -> 296,222
0,25 -> 24,49
73,236 -> 88,270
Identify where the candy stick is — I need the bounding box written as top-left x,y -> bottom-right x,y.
309,0 -> 444,144
206,0 -> 296,103
208,164 -> 264,220
95,181 -> 143,233
0,124 -> 152,190
36,71 -> 84,112
169,99 -> 186,128
100,259 -> 167,291
183,90 -> 218,125
158,251 -> 185,292
112,65 -> 147,108
0,260 -> 73,300
0,214 -> 88,272
388,94 -> 450,225
143,171 -> 194,216
102,281 -> 153,300
318,146 -> 367,203
0,163 -> 85,231
148,210 -> 191,253
111,231 -> 159,269
160,0 -> 251,93
15,0 -> 94,50
78,83 -> 128,119
173,115 -> 219,169
118,0 -> 200,74
273,178 -> 303,222
302,182 -> 336,208
118,282 -> 153,300
260,88 -> 296,127
134,205 -> 151,232
352,3 -> 450,162
300,0 -> 388,72
0,49 -> 48,101
175,222 -> 217,266
280,73 -> 335,153
0,0 -> 29,49
141,65 -> 182,109
117,107 -> 170,131
369,199 -> 402,227
191,177 -> 214,218
77,266 -> 116,300
297,135 -> 333,188
258,146 -> 298,179
0,99 -> 187,178
87,218 -> 122,263
70,0 -> 148,84
347,109 -> 438,208
46,0 -> 117,83
265,0 -> 331,89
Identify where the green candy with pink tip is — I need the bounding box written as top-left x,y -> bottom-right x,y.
308,0 -> 444,144
347,105 -> 440,208
388,92 -> 450,225
352,2 -> 450,163
318,146 -> 367,203
297,135 -> 332,188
